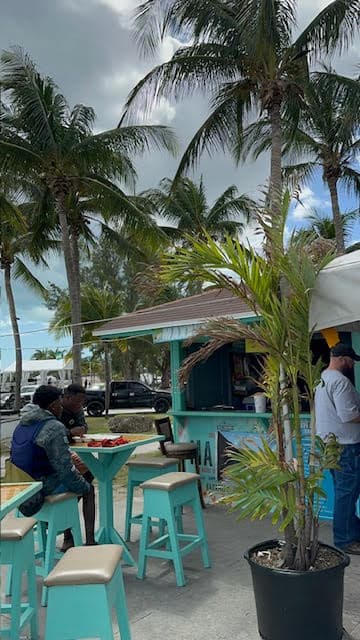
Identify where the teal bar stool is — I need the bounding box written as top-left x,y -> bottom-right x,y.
125,456 -> 179,541
44,545 -> 131,640
138,472 -> 211,587
33,492 -> 82,606
0,517 -> 38,640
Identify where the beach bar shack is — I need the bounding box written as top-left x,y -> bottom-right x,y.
94,279 -> 360,511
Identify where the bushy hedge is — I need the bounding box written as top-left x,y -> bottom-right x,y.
108,415 -> 154,433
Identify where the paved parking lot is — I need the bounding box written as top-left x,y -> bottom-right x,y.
1,489 -> 359,640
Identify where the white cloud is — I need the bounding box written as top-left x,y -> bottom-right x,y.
22,306 -> 54,325
139,97 -> 176,124
103,68 -> 143,93
290,186 -> 330,220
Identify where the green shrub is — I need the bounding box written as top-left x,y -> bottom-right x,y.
108,415 -> 154,433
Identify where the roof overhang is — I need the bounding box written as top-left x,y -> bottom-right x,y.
94,310 -> 258,342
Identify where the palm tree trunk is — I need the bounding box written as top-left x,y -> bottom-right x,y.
161,348 -> 171,388
104,342 -> 112,416
326,175 -> 345,255
268,96 -> 283,227
55,194 -> 82,383
69,231 -> 83,383
4,264 -> 22,412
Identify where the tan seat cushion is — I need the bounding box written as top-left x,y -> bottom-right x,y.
44,545 -> 123,587
140,471 -> 199,491
44,492 -> 78,505
164,442 -> 197,457
1,517 -> 36,540
127,456 -> 179,469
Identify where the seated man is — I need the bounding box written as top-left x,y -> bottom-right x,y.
10,385 -> 95,548
60,383 -> 96,551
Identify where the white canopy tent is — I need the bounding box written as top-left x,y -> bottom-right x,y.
309,250 -> 360,333
0,359 -> 73,389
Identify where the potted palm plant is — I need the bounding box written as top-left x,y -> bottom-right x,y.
162,207 -> 349,640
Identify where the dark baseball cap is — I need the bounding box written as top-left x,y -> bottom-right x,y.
330,343 -> 360,361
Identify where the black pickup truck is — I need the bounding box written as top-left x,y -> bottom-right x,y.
85,380 -> 172,416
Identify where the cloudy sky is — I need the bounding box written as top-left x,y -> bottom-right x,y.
1,0 -> 359,368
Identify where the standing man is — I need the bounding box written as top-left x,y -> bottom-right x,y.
60,383 -> 96,551
315,342 -> 360,555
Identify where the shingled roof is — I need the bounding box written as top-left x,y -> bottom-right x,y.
94,288 -> 256,339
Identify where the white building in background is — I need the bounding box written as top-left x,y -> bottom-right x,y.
0,359 -> 73,391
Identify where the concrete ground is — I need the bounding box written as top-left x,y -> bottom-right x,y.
1,485 -> 360,640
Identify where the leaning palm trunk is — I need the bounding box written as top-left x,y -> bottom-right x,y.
326,173 -> 345,255
4,263 -> 22,411
54,189 -> 82,383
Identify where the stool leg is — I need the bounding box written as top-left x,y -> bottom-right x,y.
95,589 -> 114,640
9,561 -> 22,640
166,506 -> 186,587
114,566 -> 132,640
70,505 -> 82,547
137,515 -> 151,580
125,479 -> 135,542
175,505 -> 184,534
5,564 -> 12,596
41,520 -> 57,606
27,562 -> 38,639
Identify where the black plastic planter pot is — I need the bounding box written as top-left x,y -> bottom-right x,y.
245,539 -> 350,640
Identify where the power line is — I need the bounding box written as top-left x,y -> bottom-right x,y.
0,314 -> 124,339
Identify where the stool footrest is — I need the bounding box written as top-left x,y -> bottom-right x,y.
0,604 -> 35,631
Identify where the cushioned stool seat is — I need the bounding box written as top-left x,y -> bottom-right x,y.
138,471 -> 211,586
155,417 -> 206,508
33,491 -> 82,606
125,456 -> 179,541
1,517 -> 38,640
44,545 -> 131,640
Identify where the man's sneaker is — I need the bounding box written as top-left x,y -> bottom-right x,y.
341,542 -> 360,555
60,535 -> 75,553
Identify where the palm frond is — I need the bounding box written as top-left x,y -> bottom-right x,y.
120,45 -> 239,125
295,0 -> 360,59
134,0 -> 240,57
1,47 -> 67,150
282,162 -> 318,191
12,257 -> 47,295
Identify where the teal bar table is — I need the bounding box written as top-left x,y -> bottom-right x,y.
0,481 -> 43,519
70,434 -> 163,565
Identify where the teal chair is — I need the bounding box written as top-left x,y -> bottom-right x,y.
124,456 -> 179,541
138,471 -> 211,587
44,545 -> 131,640
33,492 -> 82,606
0,517 -> 38,640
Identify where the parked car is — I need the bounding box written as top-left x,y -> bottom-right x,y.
1,385 -> 38,410
85,380 -> 172,417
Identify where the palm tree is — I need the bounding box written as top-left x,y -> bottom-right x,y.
295,209 -> 358,244
31,348 -> 66,360
0,47 -> 177,382
281,71 -> 360,254
0,184 -> 57,410
159,215 -> 338,570
141,175 -> 256,293
48,284 -> 124,414
143,176 -> 255,241
122,0 -> 359,228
